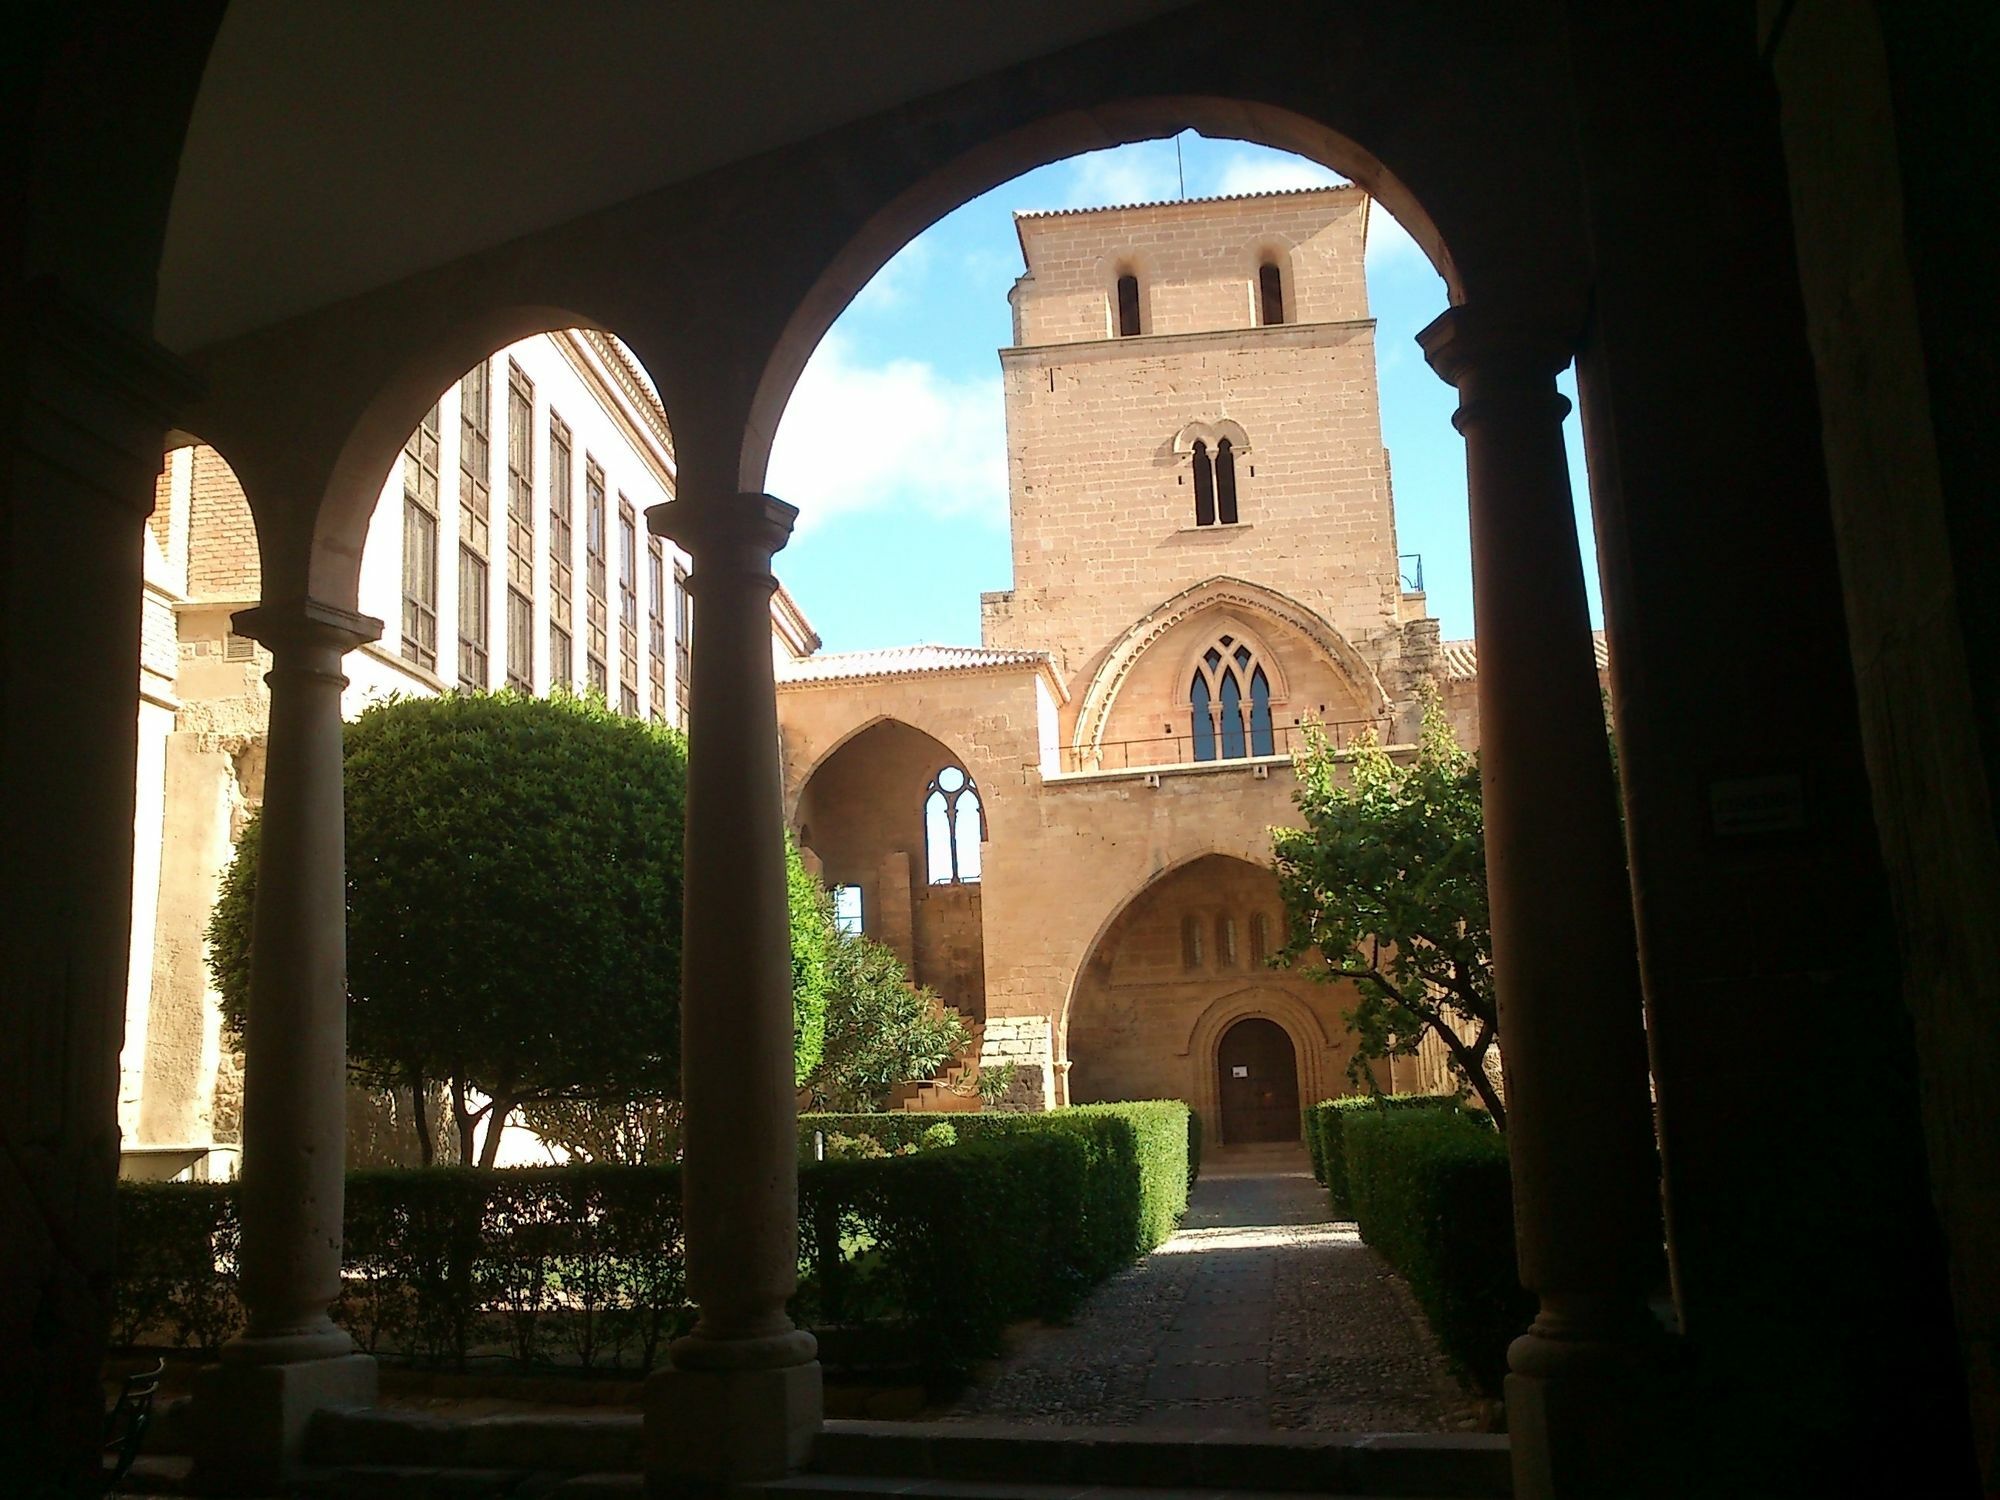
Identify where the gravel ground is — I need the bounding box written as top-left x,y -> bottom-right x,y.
946,1144 -> 1481,1431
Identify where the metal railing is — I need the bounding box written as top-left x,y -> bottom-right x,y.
1057,716 -> 1387,775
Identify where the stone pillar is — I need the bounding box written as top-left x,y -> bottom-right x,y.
1,289 -> 193,1493
644,493 -> 821,1489
1419,307 -> 1667,1498
193,598 -> 380,1491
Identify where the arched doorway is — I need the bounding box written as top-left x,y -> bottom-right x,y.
1217,1016 -> 1299,1144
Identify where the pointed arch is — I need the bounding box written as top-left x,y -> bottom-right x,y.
1069,577 -> 1391,768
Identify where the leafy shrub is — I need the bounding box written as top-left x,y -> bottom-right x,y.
112,1183 -> 242,1352
1342,1106 -> 1530,1394
1305,1093 -> 1464,1216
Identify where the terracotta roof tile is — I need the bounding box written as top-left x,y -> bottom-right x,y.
1439,631 -> 1608,681
777,642 -> 1051,686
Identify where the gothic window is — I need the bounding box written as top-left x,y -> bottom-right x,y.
924,765 -> 984,884
1190,632 -> 1277,761
832,884 -> 864,937
1258,261 -> 1285,326
1192,440 -> 1216,527
1116,273 -> 1141,337
1216,914 -> 1239,967
400,401 -> 440,671
1249,911 -> 1273,965
1215,437 -> 1239,524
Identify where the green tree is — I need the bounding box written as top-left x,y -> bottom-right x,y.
210,690 -> 827,1165
803,929 -> 972,1112
1271,685 -> 1506,1127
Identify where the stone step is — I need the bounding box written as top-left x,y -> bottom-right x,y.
303,1406 -> 642,1473
810,1422 -> 1510,1499
293,1465 -> 640,1498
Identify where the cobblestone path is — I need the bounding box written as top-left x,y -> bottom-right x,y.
945,1143 -> 1475,1431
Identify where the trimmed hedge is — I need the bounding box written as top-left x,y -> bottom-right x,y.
1342,1106 -> 1531,1394
1304,1093 -> 1464,1216
115,1105 -> 1194,1378
801,1100 -> 1195,1265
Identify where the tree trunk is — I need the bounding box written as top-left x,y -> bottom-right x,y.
477,1094 -> 516,1170
451,1076 -> 480,1166
411,1073 -> 434,1167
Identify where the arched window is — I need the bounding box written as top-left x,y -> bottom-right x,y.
1216,915 -> 1239,967
924,765 -> 983,884
1215,437 -> 1239,525
1180,914 -> 1205,970
1190,633 -> 1279,761
1116,273 -> 1141,337
1249,911 -> 1273,965
1258,261 -> 1285,325
1192,440 -> 1216,527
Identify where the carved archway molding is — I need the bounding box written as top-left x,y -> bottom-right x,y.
1070,576 -> 1391,762
1182,985 -> 1333,1145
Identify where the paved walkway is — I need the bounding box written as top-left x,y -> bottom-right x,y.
946,1143 -> 1477,1432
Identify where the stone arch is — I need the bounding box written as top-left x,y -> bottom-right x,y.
789,715 -> 988,1014
1171,418 -> 1253,455
740,95 -> 1465,494
1184,985 -> 1333,1140
1070,576 -> 1389,765
786,711 -> 978,824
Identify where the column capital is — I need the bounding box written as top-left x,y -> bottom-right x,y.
231,597 -> 383,658
1417,305 -> 1574,428
647,492 -> 797,568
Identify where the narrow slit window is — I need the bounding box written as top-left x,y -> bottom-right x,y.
1216,915 -> 1239,967
1259,261 -> 1285,326
1116,273 -> 1141,337
1192,440 -> 1216,527
1249,912 -> 1272,965
1181,914 -> 1205,971
1215,437 -> 1238,524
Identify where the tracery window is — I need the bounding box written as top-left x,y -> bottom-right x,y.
924,765 -> 984,885
1190,632 -> 1276,761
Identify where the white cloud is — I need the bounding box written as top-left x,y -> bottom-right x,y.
1060,144 -> 1180,208
848,230 -> 935,313
767,332 -> 1007,534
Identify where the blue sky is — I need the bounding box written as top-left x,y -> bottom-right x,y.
766,134 -> 1602,652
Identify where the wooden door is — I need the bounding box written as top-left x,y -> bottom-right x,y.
1217,1017 -> 1300,1144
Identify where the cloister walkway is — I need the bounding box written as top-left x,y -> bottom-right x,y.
946,1143 -> 1479,1432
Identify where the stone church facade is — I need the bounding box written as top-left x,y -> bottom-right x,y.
775,186 -> 1492,1144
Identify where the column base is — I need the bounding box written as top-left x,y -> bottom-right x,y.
1506,1332 -> 1682,1500
645,1358 -> 822,1492
190,1352 -> 377,1492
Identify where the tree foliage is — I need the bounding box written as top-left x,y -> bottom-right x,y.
210,691 -> 826,1166
802,929 -> 972,1113
1271,684 -> 1506,1126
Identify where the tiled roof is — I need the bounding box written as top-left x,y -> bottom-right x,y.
1439,631 -> 1609,681
1014,184 -> 1357,222
777,643 -> 1052,686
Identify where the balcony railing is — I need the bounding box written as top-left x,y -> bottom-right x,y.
1057,717 -> 1387,775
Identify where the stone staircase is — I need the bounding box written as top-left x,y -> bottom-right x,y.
259,1410 -> 1509,1498
886,1018 -> 986,1114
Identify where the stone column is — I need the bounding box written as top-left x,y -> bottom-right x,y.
1419,307 -> 1667,1498
644,493 -> 821,1489
193,598 -> 380,1491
